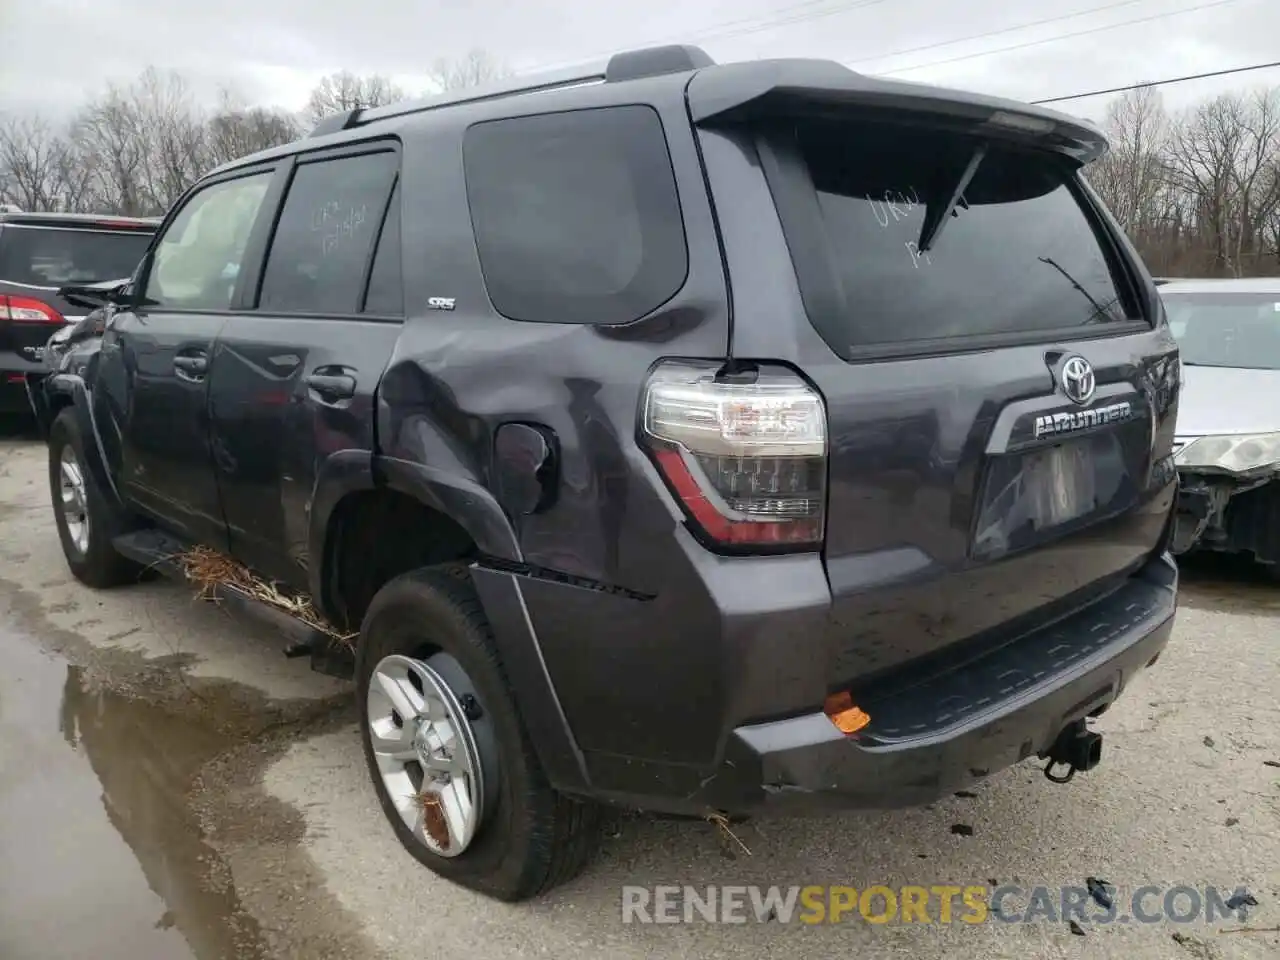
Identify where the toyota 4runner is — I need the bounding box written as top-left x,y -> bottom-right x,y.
33,45 -> 1182,901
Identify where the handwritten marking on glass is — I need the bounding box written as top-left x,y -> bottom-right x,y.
311,201 -> 369,257
904,241 -> 933,269
867,187 -> 921,228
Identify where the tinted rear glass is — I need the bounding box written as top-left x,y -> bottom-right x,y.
791,117 -> 1133,351
1162,291 -> 1280,370
258,151 -> 399,315
0,225 -> 151,286
463,105 -> 688,325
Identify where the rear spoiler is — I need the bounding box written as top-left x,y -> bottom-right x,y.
686,59 -> 1108,165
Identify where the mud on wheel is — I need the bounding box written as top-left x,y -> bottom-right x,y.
355,565 -> 600,901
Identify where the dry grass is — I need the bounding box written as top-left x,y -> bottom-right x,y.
174,545 -> 357,647
706,810 -> 752,857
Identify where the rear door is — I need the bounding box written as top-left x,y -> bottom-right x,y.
207,144 -> 403,588
94,169 -> 278,548
699,105 -> 1179,681
0,219 -> 152,366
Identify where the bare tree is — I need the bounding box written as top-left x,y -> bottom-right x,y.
1088,87 -> 1171,236
306,72 -> 406,124
206,89 -> 302,168
429,49 -> 512,92
130,68 -> 209,212
12,59 -> 1273,280
0,115 -> 76,211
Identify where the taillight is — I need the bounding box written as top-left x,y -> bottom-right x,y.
0,295 -> 63,324
640,360 -> 827,550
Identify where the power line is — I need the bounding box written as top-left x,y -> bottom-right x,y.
880,0 -> 1245,76
847,0 -> 1151,66
516,0 -> 890,76
1032,59 -> 1280,103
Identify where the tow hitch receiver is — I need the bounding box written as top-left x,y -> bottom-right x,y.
1042,719 -> 1103,784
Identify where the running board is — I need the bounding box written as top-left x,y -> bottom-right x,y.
111,530 -> 355,679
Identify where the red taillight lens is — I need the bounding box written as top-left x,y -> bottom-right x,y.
640,361 -> 827,550
0,294 -> 63,324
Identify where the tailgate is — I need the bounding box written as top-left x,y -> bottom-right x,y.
692,65 -> 1180,685
813,341 -> 1175,684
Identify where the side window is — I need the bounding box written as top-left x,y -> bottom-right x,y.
258,151 -> 398,315
362,180 -> 402,316
463,105 -> 689,325
144,172 -> 273,311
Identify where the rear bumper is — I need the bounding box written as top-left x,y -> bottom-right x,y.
702,553 -> 1176,812
476,550 -> 1177,815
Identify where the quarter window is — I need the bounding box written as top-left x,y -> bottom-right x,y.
463,106 -> 689,325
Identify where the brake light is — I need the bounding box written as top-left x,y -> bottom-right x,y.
640,360 -> 827,549
0,295 -> 63,324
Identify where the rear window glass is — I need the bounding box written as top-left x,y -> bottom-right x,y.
1161,292 -> 1280,370
0,225 -> 151,287
791,118 -> 1133,351
259,151 -> 399,315
463,105 -> 688,325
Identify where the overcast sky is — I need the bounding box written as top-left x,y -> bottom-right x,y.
2,0 -> 1277,124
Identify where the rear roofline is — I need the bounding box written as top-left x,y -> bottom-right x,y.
687,59 -> 1109,164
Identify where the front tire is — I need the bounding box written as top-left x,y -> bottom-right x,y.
48,409 -> 140,588
356,566 -> 600,901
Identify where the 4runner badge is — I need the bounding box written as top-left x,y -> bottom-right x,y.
1033,401 -> 1132,439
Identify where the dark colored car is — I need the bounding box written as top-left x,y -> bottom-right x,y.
33,45 -> 1182,901
0,211 -> 156,414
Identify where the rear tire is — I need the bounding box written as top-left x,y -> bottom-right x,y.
48,409 -> 140,589
356,565 -> 600,901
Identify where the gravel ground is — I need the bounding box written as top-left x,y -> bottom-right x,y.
1,429 -> 1277,960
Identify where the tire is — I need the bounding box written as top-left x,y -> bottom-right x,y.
356,565 -> 600,901
48,409 -> 141,589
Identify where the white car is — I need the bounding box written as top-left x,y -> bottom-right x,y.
1161,277 -> 1280,572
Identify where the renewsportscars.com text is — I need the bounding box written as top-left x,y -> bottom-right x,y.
621,884 -> 1260,926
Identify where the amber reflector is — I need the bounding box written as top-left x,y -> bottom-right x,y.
823,691 -> 871,735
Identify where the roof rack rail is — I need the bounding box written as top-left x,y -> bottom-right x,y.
308,108 -> 363,138
307,44 -> 715,137
605,44 -> 714,82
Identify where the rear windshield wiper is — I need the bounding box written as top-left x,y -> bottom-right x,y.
1038,256 -> 1116,323
917,143 -> 988,254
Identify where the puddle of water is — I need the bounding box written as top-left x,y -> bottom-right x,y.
0,632 -> 270,960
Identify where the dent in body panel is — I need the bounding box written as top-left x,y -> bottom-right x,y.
377,314 -> 721,592
516,530 -> 833,765
385,90 -> 731,595
207,316 -> 398,589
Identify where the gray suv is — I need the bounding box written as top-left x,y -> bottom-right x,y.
34,44 -> 1181,901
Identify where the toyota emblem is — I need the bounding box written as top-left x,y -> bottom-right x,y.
1059,355 -> 1096,405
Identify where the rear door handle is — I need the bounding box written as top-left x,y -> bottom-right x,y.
305,372 -> 357,401
174,354 -> 208,379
